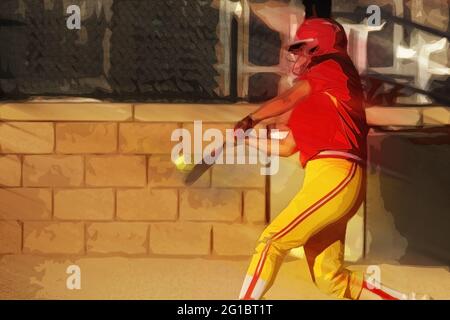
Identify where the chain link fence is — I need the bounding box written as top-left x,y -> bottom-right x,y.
0,0 -> 231,102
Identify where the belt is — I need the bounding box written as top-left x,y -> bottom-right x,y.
314,150 -> 363,163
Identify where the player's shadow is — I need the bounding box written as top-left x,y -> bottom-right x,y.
367,128 -> 450,267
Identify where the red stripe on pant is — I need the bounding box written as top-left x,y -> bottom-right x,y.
242,243 -> 271,300
242,163 -> 357,300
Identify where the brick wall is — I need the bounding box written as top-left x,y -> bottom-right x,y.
0,102 -> 266,257
1,102 -> 449,262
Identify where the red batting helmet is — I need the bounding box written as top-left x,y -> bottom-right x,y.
287,18 -> 348,76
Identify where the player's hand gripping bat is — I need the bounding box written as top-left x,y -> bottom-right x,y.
184,115 -> 259,186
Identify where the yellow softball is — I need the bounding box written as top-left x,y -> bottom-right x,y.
173,154 -> 196,172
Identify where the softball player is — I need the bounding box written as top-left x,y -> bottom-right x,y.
235,18 -> 427,300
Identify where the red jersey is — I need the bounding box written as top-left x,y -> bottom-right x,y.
287,54 -> 368,167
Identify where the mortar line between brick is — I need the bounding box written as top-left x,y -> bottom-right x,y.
0,153 -> 53,156
241,190 -> 244,223
20,220 -> 24,253
210,226 -> 214,255
53,122 -> 56,153
84,222 -> 87,255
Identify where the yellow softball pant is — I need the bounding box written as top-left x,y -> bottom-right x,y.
239,157 -> 365,300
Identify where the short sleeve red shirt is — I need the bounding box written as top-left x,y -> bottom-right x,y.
287,54 -> 368,167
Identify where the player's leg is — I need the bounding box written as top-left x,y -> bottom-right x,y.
303,216 -> 364,300
359,275 -> 431,300
239,158 -> 363,300
303,199 -> 430,300
359,280 -> 406,300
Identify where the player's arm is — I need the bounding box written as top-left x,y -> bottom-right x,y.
251,80 -> 311,121
235,80 -> 311,131
258,109 -> 293,127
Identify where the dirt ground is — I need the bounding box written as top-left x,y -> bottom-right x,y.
0,254 -> 448,300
